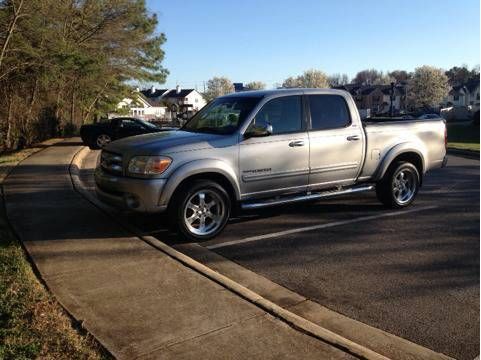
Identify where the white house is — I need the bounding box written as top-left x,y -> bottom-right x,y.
111,86 -> 207,121
141,86 -> 207,113
113,90 -> 167,120
444,79 -> 480,110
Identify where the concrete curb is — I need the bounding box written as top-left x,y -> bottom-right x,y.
70,147 -> 391,360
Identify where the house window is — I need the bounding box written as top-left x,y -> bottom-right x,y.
454,95 -> 459,101
195,98 -> 198,103
477,93 -> 480,100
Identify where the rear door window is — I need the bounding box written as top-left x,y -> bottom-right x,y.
308,95 -> 351,130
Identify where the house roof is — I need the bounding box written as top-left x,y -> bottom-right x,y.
140,89 -> 170,98
360,86 -> 379,95
137,92 -> 163,107
331,84 -> 362,95
449,84 -> 466,95
335,84 -> 406,97
165,89 -> 195,98
465,79 -> 480,93
380,85 -> 405,96
140,88 -> 196,100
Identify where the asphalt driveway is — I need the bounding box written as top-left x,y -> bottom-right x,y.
81,150 -> 479,360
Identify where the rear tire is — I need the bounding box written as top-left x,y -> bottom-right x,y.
91,133 -> 111,149
376,161 -> 420,208
169,180 -> 231,241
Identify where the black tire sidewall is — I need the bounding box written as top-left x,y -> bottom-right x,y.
94,133 -> 110,149
171,180 -> 231,241
378,162 -> 420,208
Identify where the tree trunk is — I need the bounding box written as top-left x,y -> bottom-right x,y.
0,0 -> 25,69
24,78 -> 39,145
70,87 -> 75,125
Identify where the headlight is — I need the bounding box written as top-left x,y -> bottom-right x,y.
128,156 -> 172,176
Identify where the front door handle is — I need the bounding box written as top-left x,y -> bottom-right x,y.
347,135 -> 360,141
289,140 -> 305,147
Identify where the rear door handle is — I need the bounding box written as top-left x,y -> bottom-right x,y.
289,140 -> 305,147
347,135 -> 360,141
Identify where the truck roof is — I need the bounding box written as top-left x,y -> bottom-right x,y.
221,88 -> 350,98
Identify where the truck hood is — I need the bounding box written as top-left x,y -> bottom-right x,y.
104,130 -> 231,156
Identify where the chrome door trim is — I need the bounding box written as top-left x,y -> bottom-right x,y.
309,162 -> 359,175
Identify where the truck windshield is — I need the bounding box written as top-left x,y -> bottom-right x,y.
182,97 -> 261,134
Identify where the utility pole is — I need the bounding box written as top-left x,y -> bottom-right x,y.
389,82 -> 395,117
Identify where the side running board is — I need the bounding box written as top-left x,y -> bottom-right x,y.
241,185 -> 375,210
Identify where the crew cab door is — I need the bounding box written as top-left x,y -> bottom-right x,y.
239,95 -> 309,198
306,94 -> 363,189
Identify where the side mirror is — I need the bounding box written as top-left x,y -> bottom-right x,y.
244,123 -> 273,138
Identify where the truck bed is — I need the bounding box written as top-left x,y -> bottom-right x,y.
359,118 -> 446,180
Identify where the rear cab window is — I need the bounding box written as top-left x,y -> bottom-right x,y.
308,95 -> 351,130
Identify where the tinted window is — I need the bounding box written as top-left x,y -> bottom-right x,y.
121,119 -> 144,129
252,96 -> 302,134
308,95 -> 350,130
137,119 -> 159,129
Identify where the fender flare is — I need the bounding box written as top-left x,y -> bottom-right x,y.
374,142 -> 427,181
158,159 -> 241,207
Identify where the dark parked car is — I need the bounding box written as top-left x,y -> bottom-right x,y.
80,117 -> 163,149
418,113 -> 439,120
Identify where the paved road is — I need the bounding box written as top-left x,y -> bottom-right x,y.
82,151 -> 479,359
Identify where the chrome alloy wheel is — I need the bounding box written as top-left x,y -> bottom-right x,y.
96,134 -> 111,148
392,168 -> 417,205
183,189 -> 226,236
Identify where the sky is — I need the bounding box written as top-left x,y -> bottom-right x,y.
147,0 -> 480,90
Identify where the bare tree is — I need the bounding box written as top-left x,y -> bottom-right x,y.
245,81 -> 265,90
0,0 -> 25,69
282,69 -> 329,88
388,70 -> 411,83
204,77 -> 234,101
328,73 -> 349,86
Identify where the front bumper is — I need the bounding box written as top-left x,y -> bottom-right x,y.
94,167 -> 167,213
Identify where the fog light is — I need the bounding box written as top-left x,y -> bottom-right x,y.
124,193 -> 140,209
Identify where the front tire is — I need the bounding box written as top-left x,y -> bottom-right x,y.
376,161 -> 420,208
169,180 -> 231,241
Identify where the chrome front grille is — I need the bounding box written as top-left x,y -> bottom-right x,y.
100,150 -> 123,175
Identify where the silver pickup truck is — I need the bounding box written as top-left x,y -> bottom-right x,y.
95,89 -> 447,240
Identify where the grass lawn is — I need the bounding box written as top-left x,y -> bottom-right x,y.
447,122 -> 480,151
0,142 -> 110,359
